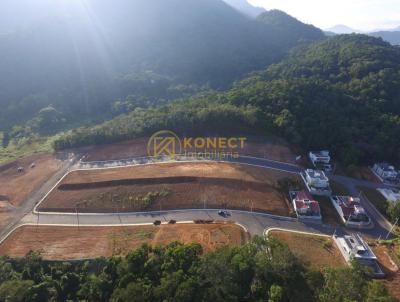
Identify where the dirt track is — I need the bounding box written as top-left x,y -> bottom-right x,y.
83,137 -> 297,164
38,162 -> 299,215
0,223 -> 247,260
0,154 -> 61,207
0,154 -> 62,231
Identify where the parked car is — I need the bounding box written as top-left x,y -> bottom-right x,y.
218,210 -> 231,217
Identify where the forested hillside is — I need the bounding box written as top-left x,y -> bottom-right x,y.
55,34 -> 400,165
0,238 -> 392,302
0,0 -> 324,132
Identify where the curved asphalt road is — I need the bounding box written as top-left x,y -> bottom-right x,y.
0,155 -> 395,243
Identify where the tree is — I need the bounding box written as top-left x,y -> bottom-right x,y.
387,202 -> 400,223
268,284 -> 283,302
365,280 -> 394,302
0,280 -> 34,302
319,267 -> 367,302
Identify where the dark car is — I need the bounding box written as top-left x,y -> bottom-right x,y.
218,210 -> 231,217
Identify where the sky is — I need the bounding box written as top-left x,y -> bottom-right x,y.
248,0 -> 400,31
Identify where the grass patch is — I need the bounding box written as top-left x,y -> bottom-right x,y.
336,165 -> 380,183
0,135 -> 58,165
314,196 -> 342,226
356,186 -> 388,216
132,230 -> 155,239
330,180 -> 350,196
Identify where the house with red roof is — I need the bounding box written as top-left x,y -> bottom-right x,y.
330,196 -> 372,228
289,190 -> 321,220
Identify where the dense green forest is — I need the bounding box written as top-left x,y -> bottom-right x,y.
0,0 -> 323,132
0,238 -> 393,302
1,1 -> 400,167
53,34 -> 400,166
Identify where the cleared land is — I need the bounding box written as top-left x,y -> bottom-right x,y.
0,154 -> 62,230
83,137 -> 297,164
371,242 -> 400,300
314,196 -> 342,226
0,223 -> 247,260
38,162 -> 299,215
269,230 -> 346,269
0,154 -> 61,207
341,166 -> 381,183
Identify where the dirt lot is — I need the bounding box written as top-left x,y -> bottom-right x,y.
83,137 -> 297,164
269,230 -> 346,269
371,243 -> 400,301
0,154 -> 61,207
0,154 -> 62,231
338,166 -> 381,183
38,162 -> 299,215
314,196 -> 343,226
0,223 -> 247,260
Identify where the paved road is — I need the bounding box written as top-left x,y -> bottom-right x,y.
0,155 -> 396,243
20,209 -> 340,238
228,156 -> 393,237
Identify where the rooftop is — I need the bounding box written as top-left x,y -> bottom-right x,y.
341,234 -> 376,260
310,150 -> 330,157
334,196 -> 369,221
375,162 -> 396,172
305,169 -> 328,181
293,191 -> 321,216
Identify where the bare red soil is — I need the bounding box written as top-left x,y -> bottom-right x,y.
38,162 -> 298,215
0,223 -> 247,260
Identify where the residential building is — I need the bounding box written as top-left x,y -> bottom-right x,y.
304,169 -> 330,189
309,150 -> 330,165
377,188 -> 400,203
330,196 -> 372,228
334,233 -> 384,277
302,169 -> 331,196
372,163 -> 398,181
290,191 -> 321,220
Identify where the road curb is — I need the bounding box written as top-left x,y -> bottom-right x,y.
264,227 -> 333,238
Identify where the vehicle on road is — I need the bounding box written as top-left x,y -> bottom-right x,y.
218,210 -> 231,217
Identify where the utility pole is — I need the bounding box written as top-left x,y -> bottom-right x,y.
75,206 -> 80,230
386,217 -> 399,239
36,212 -> 39,232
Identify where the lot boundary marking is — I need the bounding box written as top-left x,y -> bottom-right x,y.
33,160 -> 301,214
264,227 -> 333,238
0,220 -> 248,247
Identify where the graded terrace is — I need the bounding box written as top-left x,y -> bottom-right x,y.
37,161 -> 300,216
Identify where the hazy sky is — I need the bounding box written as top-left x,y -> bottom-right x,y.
248,0 -> 400,31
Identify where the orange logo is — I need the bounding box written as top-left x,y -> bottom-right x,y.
147,130 -> 182,158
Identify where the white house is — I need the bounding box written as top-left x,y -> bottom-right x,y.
309,150 -> 330,165
304,169 -> 330,189
334,233 -> 384,277
372,163 -> 398,181
302,169 -> 331,196
377,188 -> 400,203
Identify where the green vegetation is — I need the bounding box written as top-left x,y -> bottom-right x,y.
0,1 -> 324,134
0,135 -> 57,165
356,186 -> 393,219
357,186 -> 400,223
0,237 -> 393,302
321,239 -> 333,250
50,34 -> 400,167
